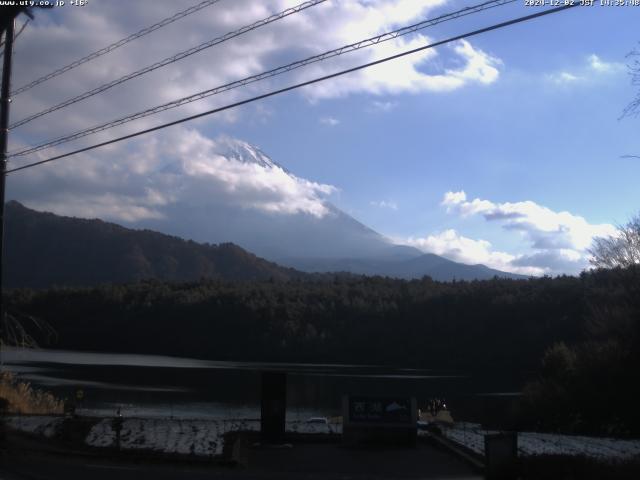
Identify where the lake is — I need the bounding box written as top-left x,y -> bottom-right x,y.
0,347 -> 522,422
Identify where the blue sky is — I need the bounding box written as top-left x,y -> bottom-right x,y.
5,0 -> 639,275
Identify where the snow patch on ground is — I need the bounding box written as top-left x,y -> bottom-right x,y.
85,418 -> 116,448
7,414 -> 638,462
440,423 -> 640,460
85,418 -> 226,456
84,417 -> 341,457
4,416 -> 63,438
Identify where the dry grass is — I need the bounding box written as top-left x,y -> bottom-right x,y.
0,371 -> 64,415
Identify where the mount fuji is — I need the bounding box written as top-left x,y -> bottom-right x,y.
140,141 -> 414,257
130,137 -> 525,281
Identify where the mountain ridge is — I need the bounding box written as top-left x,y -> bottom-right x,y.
3,200 -> 306,288
279,252 -> 527,281
4,201 -> 526,288
133,137 -> 406,261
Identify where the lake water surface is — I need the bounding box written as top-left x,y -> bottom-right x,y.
1,347 -> 521,422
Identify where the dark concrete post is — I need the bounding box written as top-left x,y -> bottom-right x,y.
113,407 -> 123,450
260,371 -> 287,444
484,432 -> 518,479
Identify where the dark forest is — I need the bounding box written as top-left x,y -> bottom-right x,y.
6,265 -> 640,435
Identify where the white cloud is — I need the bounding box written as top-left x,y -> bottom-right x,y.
439,190 -> 617,275
370,200 -> 398,210
442,191 -> 616,251
405,229 -> 543,276
10,129 -> 338,222
304,38 -> 501,100
7,0 -> 501,155
5,1 -> 506,265
319,116 -> 340,126
450,39 -> 502,85
442,190 -> 469,208
545,53 -> 624,85
547,71 -> 580,84
588,54 -> 624,74
369,100 -> 398,112
172,132 -> 337,217
252,103 -> 275,124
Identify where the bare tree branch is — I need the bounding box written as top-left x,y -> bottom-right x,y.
589,214 -> 640,269
621,44 -> 640,119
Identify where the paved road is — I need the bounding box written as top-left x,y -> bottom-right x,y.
0,443 -> 482,480
1,452 -> 238,480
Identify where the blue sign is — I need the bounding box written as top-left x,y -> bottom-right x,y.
348,396 -> 413,424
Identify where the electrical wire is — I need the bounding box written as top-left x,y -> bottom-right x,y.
6,4 -> 580,175
9,0 -> 326,130
8,0 -> 515,157
10,0 -> 223,97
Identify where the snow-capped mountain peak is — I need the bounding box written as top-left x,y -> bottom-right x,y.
216,137 -> 284,172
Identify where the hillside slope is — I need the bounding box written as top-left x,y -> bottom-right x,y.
4,201 -> 304,288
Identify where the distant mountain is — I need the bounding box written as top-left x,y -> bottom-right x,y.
3,201 -> 305,289
4,138 -> 526,286
4,201 -> 524,288
129,138 -> 523,280
280,253 -> 527,281
135,138 -> 408,260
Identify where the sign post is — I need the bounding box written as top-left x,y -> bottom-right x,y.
484,432 -> 518,479
343,395 -> 417,447
260,371 -> 287,444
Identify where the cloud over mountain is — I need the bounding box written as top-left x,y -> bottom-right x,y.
9,131 -> 395,261
405,228 -> 539,276
12,130 -> 337,223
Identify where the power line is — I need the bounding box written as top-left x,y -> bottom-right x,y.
6,4 -> 579,175
10,0 -> 223,97
8,0 -> 513,155
8,0 -> 516,158
9,0 -> 326,130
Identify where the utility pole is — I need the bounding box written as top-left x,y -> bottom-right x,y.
0,17 -> 15,341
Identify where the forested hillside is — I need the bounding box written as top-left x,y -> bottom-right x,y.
4,201 -> 304,288
4,273 -> 589,371
6,266 -> 639,434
